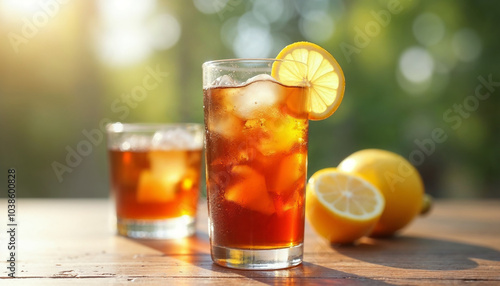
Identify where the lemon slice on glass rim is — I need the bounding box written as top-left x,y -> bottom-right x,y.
272,41 -> 346,120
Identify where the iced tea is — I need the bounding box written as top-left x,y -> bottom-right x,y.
203,59 -> 308,269
109,149 -> 202,220
106,123 -> 203,239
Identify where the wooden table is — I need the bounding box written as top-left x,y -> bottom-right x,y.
1,199 -> 499,285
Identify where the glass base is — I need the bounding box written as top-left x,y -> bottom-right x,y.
117,215 -> 195,239
211,243 -> 303,270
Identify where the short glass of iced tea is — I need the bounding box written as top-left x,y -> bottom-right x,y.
106,123 -> 203,239
203,59 -> 308,269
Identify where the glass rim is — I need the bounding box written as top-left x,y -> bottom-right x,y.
106,122 -> 203,133
202,58 -> 307,68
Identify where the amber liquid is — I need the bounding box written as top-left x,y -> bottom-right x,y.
204,79 -> 308,249
109,149 -> 202,220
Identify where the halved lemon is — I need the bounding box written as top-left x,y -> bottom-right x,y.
272,41 -> 345,120
306,168 -> 385,244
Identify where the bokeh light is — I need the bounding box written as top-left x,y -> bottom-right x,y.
412,13 -> 445,46
399,47 -> 435,84
452,28 -> 482,62
0,0 -> 40,16
94,0 -> 180,66
252,0 -> 284,24
95,0 -> 156,66
233,12 -> 272,58
193,0 -> 228,15
299,10 -> 335,43
148,13 -> 181,51
294,0 -> 330,18
220,16 -> 239,51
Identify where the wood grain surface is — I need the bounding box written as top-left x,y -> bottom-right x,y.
0,199 -> 499,285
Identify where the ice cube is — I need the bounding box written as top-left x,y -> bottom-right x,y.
212,75 -> 237,87
268,153 -> 306,196
244,74 -> 278,85
116,135 -> 151,151
148,150 -> 187,182
236,143 -> 258,163
137,150 -> 188,203
231,77 -> 282,120
281,188 -> 303,213
207,113 -> 241,139
137,170 -> 176,203
256,117 -> 307,156
224,165 -> 275,215
152,127 -> 203,150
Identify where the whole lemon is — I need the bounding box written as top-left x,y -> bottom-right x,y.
337,149 -> 424,237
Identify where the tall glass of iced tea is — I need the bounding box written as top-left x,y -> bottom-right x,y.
203,59 -> 308,269
106,123 -> 203,239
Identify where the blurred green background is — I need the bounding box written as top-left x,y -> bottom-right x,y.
0,0 -> 498,198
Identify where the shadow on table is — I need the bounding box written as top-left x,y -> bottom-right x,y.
132,232 -> 394,285
130,231 -> 212,257
334,235 -> 500,271
205,261 -> 395,286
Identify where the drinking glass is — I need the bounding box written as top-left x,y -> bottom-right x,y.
106,123 -> 203,239
203,59 -> 308,269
